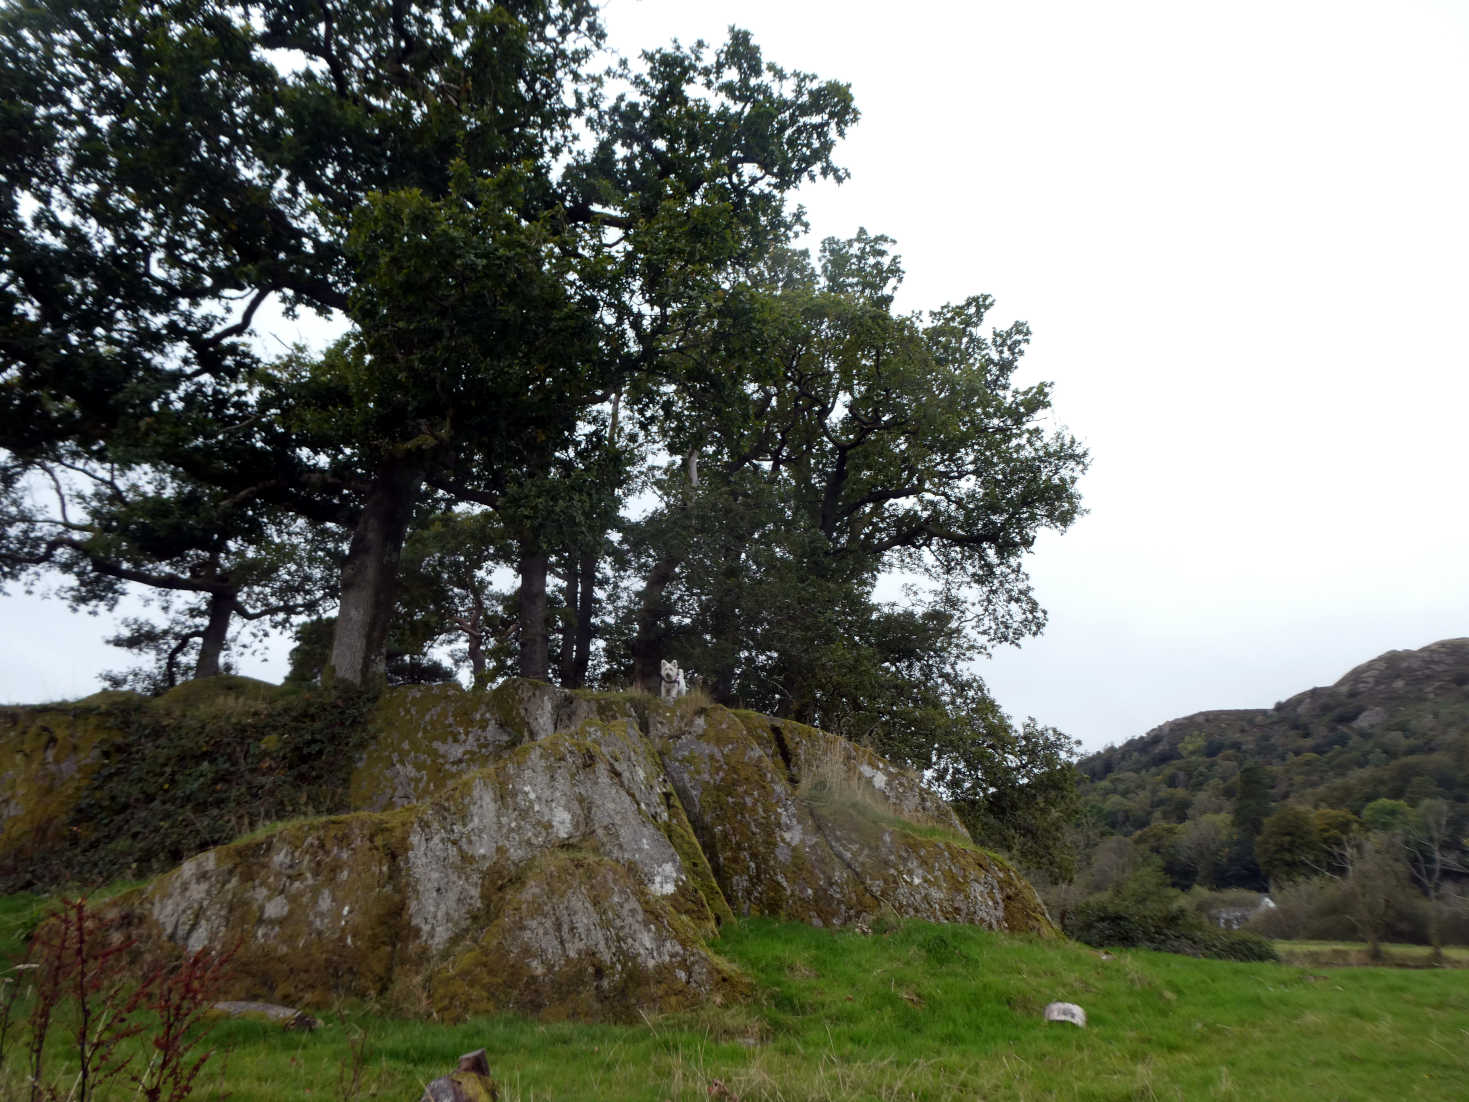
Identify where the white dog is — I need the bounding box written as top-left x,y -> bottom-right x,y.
660,659 -> 687,701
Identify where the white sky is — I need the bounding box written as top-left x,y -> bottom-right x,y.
3,0 -> 1467,753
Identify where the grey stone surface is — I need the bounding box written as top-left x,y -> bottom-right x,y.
1043,1001 -> 1087,1027
122,684 -> 1054,1020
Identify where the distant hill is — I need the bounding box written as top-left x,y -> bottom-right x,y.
1077,638 -> 1469,838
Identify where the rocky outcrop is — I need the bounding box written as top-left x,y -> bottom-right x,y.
422,1050 -> 499,1102
76,681 -> 1053,1021
1280,637 -> 1469,722
0,693 -> 135,874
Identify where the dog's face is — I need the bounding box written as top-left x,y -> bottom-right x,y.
661,659 -> 676,680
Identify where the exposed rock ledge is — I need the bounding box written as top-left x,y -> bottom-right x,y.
107,680 -> 1054,1021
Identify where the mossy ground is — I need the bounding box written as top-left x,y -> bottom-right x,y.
4,911 -> 1465,1100
0,677 -> 378,891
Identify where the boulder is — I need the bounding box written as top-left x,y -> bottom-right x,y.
96,682 -> 1055,1021
421,1050 -> 499,1102
662,710 -> 1052,932
210,1001 -> 321,1031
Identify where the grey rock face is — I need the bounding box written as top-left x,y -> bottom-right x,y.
120,682 -> 1054,1021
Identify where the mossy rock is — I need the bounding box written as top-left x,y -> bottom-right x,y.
737,713 -> 970,834
104,681 -> 1056,1021
671,708 -> 1056,936
139,811 -> 411,1006
129,711 -> 740,1018
401,716 -> 727,953
350,680 -> 643,811
0,700 -> 132,876
661,707 -> 878,926
423,850 -> 747,1022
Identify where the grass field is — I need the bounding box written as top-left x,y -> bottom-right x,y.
3,897 -> 1467,1101
1272,940 -> 1469,968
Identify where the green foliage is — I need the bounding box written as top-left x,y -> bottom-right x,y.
1312,806 -> 1360,865
1064,866 -> 1279,963
285,617 -> 457,687
620,233 -> 1087,698
1339,833 -> 1413,960
2,0 -> 861,686
1362,797 -> 1414,834
1,681 -> 378,891
1232,763 -> 1272,838
947,714 -> 1081,879
1254,804 -> 1326,884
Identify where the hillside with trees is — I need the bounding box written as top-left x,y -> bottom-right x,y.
1057,638 -> 1469,958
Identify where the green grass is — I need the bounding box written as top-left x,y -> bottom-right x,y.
1273,940 -> 1469,968
4,914 -> 1468,1100
0,891 -> 48,963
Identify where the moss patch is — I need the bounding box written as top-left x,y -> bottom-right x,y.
1,699 -> 135,883
139,809 -> 414,1007
1,680 -> 377,891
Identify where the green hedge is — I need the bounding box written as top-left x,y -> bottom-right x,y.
1066,897 -> 1278,962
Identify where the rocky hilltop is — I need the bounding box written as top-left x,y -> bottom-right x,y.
2,679 -> 1053,1021
1078,638 -> 1469,831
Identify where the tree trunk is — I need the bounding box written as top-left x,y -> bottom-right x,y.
464,602 -> 487,690
571,549 -> 597,688
517,547 -> 549,681
329,456 -> 425,686
194,590 -> 236,678
630,551 -> 681,692
704,543 -> 746,703
630,451 -> 698,691
557,564 -> 578,687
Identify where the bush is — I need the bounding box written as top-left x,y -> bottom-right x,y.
1064,865 -> 1278,962
1066,897 -> 1278,961
1,897 -> 232,1101
1249,877 -> 1350,940
1250,873 -> 1441,946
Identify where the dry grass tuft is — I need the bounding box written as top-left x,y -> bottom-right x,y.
674,686 -> 715,715
795,740 -> 890,820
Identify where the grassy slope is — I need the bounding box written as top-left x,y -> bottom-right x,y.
7,909 -> 1464,1101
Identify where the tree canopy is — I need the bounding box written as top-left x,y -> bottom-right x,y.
2,0 -> 1088,870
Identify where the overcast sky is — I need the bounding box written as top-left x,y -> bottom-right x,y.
3,0 -> 1466,753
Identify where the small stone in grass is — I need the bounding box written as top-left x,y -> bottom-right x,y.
1043,1001 -> 1086,1027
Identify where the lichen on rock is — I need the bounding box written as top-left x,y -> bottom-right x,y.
84,680 -> 1055,1021
350,679 -> 642,811
423,850 -> 745,1022
0,697 -> 136,880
